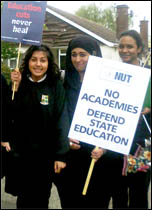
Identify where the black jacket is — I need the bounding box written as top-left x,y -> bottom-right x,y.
1,74 -> 12,179
130,112 -> 151,155
10,75 -> 69,162
4,75 -> 70,195
1,74 -> 11,142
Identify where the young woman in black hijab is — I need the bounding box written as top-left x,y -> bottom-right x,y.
54,35 -> 105,208
55,35 -> 128,208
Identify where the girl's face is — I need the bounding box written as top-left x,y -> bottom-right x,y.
71,48 -> 90,73
118,36 -> 141,65
29,51 -> 48,81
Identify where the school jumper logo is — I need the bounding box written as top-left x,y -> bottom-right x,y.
40,95 -> 49,105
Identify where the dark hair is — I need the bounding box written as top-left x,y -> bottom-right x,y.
119,30 -> 144,55
20,45 -> 61,81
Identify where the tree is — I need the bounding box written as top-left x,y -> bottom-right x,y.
75,3 -> 133,32
75,3 -> 116,32
99,6 -> 116,32
76,3 -> 103,24
1,42 -> 18,59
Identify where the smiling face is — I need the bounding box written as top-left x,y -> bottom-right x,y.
29,51 -> 48,81
118,36 -> 142,65
71,48 -> 90,73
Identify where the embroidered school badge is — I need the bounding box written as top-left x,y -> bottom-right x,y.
40,95 -> 49,105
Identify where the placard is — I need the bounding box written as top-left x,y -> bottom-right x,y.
1,1 -> 47,45
68,56 -> 151,155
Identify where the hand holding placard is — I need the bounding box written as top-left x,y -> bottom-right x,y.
68,56 -> 151,196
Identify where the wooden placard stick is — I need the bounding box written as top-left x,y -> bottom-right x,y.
82,146 -> 98,195
142,114 -> 151,134
12,42 -> 21,100
143,52 -> 151,67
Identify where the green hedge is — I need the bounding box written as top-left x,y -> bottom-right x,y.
1,63 -> 11,85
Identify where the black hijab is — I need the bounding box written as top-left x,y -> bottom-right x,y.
64,35 -> 102,123
64,35 -> 102,90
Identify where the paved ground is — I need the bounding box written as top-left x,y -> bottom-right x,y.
1,177 -> 61,209
1,177 -> 151,209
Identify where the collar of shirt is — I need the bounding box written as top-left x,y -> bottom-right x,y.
138,59 -> 144,67
28,74 -> 47,83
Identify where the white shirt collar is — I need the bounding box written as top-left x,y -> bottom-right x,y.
28,74 -> 47,83
138,59 -> 144,67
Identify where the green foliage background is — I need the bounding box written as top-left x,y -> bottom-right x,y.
1,63 -> 11,84
75,3 -> 133,32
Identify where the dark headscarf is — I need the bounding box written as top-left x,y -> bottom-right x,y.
64,35 -> 102,90
64,35 -> 102,124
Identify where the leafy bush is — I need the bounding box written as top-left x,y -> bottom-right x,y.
1,62 -> 11,84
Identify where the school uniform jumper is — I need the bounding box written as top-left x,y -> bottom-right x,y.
5,75 -> 69,208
